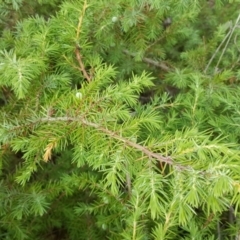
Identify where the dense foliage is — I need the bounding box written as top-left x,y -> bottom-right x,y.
1,0 -> 240,239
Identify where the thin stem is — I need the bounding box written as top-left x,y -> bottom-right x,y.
75,0 -> 91,82
204,29 -> 232,74
215,13 -> 240,71
76,0 -> 88,41
75,46 -> 91,82
123,49 -> 171,72
126,170 -> 132,196
204,13 -> 240,74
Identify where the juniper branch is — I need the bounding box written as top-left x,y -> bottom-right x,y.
4,115 -> 190,170
38,116 -> 179,167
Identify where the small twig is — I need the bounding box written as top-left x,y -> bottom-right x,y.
123,49 -> 171,72
217,221 -> 222,240
75,46 -> 91,82
145,35 -> 165,52
126,169 -> 132,196
202,213 -> 215,229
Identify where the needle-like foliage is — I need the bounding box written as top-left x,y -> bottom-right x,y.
0,0 -> 240,239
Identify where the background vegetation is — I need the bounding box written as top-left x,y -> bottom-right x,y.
0,0 -> 240,239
